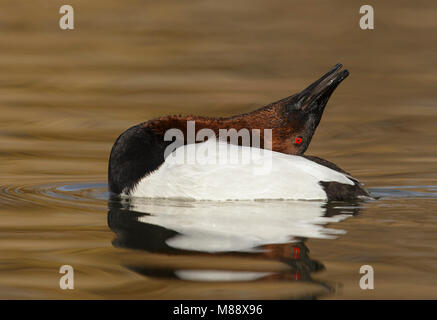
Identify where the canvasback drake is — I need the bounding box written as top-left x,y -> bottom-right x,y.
108,64 -> 370,201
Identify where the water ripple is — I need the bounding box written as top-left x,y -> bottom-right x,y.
0,182 -> 108,209
1,182 -> 436,210
369,185 -> 437,199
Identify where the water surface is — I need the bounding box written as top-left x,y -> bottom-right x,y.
0,0 -> 437,299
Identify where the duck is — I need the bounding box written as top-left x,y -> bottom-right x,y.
108,63 -> 370,201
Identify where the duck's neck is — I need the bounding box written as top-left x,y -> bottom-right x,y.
144,103 -> 295,153
148,103 -> 286,130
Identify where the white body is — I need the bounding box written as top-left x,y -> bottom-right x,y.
128,139 -> 354,201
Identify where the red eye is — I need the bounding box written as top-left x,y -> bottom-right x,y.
295,137 -> 303,144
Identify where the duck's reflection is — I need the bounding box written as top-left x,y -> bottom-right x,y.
108,198 -> 361,297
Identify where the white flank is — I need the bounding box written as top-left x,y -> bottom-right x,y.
128,139 -> 354,201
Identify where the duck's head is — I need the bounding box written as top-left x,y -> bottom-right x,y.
271,63 -> 349,154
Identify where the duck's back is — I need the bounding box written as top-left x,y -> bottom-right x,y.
128,139 -> 367,201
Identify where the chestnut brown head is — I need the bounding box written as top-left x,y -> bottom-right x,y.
273,64 -> 349,154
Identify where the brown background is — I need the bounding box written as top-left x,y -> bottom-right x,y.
0,0 -> 436,299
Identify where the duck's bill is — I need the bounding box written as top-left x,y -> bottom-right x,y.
296,63 -> 349,114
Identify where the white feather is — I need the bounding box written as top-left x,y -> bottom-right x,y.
128,139 -> 353,201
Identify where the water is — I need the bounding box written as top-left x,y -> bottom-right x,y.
1,0 -> 437,299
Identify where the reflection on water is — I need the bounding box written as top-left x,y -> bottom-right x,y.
108,197 -> 363,298
117,199 -> 352,252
